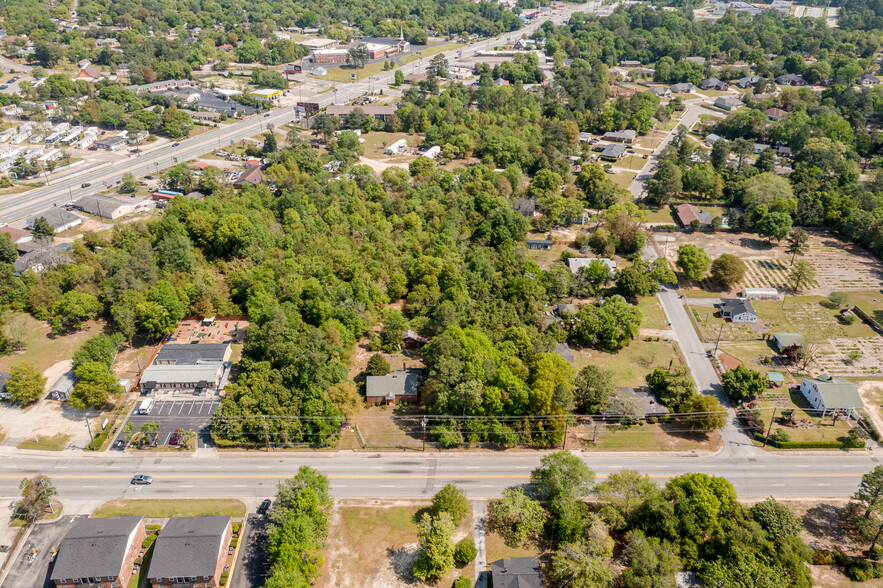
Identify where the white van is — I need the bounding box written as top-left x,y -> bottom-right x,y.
137,398 -> 154,415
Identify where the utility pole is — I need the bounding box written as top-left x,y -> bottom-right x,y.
421,416 -> 428,451
713,323 -> 724,355
561,418 -> 568,449
84,417 -> 94,450
762,406 -> 778,447
261,415 -> 269,452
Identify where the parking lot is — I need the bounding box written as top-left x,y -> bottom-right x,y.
2,515 -> 83,588
120,399 -> 220,448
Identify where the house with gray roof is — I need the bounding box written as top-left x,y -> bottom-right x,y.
738,75 -> 762,88
147,516 -> 232,588
800,375 -> 863,419
365,368 -> 422,405
75,194 -> 138,220
718,298 -> 757,323
775,73 -> 806,86
670,82 -> 696,93
26,208 -> 82,234
602,129 -> 636,144
599,143 -> 626,160
50,516 -> 145,588
490,557 -> 545,588
154,343 -> 232,365
714,95 -> 744,111
699,77 -> 728,90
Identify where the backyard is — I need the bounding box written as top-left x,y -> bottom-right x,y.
319,500 -> 473,588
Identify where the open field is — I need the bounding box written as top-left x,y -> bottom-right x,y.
0,315 -> 106,374
576,422 -> 721,452
320,500 -> 473,588
322,61 -> 394,82
399,42 -> 465,66
93,498 -> 246,518
663,230 -> 883,295
574,337 -> 683,388
17,433 -> 70,451
484,525 -> 544,564
609,171 -> 636,189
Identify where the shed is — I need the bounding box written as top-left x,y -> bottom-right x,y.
741,288 -> 778,300
773,332 -> 805,352
526,240 -> 553,250
767,371 -> 785,388
49,370 -> 76,400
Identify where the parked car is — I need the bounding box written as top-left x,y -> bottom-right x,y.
144,175 -> 153,179
131,474 -> 153,485
113,439 -> 127,450
169,429 -> 180,445
172,142 -> 180,147
258,499 -> 272,514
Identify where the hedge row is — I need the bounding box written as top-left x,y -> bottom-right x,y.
813,550 -> 883,582
753,432 -> 846,449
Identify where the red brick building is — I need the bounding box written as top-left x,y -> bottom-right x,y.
147,516 -> 233,588
51,516 -> 146,588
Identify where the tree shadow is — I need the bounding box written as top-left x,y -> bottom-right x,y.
802,504 -> 852,551
411,506 -> 431,524
386,545 -> 420,585
738,236 -> 776,250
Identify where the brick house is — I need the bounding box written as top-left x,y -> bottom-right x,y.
147,516 -> 233,588
51,516 -> 146,588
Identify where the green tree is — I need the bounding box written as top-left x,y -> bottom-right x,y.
366,354 -> 391,376
17,475 -> 57,525
676,244 -> 711,282
710,254 -> 747,288
785,228 -> 809,265
595,470 -> 660,524
572,260 -> 613,298
0,233 -> 18,264
531,450 -> 595,501
120,172 -> 138,193
488,488 -> 546,547
755,148 -> 776,173
409,156 -> 434,178
431,483 -> 470,526
852,465 -> 883,519
263,131 -> 278,154
347,44 -> 370,68
721,366 -> 767,402
71,361 -> 123,409
549,515 -> 616,588
73,333 -> 124,370
616,258 -> 675,298
413,511 -> 456,582
621,530 -> 680,588
453,538 -> 477,565
139,422 -> 162,445
51,291 -> 100,333
573,365 -> 615,414
749,498 -> 803,542
6,362 -> 46,405
394,70 -> 405,86
788,260 -> 816,292
31,217 -> 55,238
648,159 -> 682,204
646,367 -> 696,410
680,394 -> 727,431
755,211 -> 792,242
312,114 -> 340,143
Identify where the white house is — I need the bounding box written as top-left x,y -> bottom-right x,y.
799,375 -> 863,419
718,298 -> 757,323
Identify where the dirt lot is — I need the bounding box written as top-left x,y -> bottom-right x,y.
319,499 -> 473,588
169,317 -> 248,344
663,229 -> 883,295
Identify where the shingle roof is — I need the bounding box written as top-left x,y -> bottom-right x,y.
567,257 -> 616,274
76,194 -> 129,216
154,343 -> 230,365
804,376 -> 863,408
148,516 -> 231,579
366,369 -> 422,401
26,208 -> 81,231
490,557 -> 545,588
50,516 -> 143,581
719,298 -> 756,317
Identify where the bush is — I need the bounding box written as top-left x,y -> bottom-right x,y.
812,550 -> 836,565
846,560 -> 873,582
220,571 -> 229,586
871,545 -> 883,561
141,534 -> 157,549
840,429 -> 866,449
770,428 -> 791,443
232,522 -> 241,534
230,537 -> 239,548
453,577 -> 472,588
454,538 -> 477,566
146,524 -> 162,531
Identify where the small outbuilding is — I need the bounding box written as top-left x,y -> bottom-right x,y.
773,332 -> 805,352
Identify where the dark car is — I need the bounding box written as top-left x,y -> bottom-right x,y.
263,113 -> 271,117
113,439 -> 127,450
172,142 -> 180,146
258,499 -> 272,514
131,474 -> 153,485
169,429 -> 180,445
144,175 -> 153,179
80,182 -> 91,188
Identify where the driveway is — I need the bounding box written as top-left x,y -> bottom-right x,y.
230,514 -> 269,588
118,399 -> 220,449
2,515 -> 82,588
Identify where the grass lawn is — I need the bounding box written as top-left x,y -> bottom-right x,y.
637,296 -> 670,330
484,525 -> 544,564
93,499 -> 246,518
838,290 -> 883,323
643,207 -> 675,223
525,237 -> 571,268
322,61 -> 395,83
10,500 -> 63,527
754,297 -> 876,341
617,154 -> 647,171
321,502 -> 472,587
346,406 -> 423,450
609,171 -> 636,189
361,131 -> 419,157
574,338 -> 682,388
754,388 -> 855,445
589,423 -> 721,452
718,340 -> 784,374
17,434 -> 70,451
690,304 -> 760,342
0,315 -> 107,374
399,42 -> 465,65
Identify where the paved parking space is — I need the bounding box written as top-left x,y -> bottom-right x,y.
120,399 -> 220,448
2,515 -> 82,588
231,514 -> 270,588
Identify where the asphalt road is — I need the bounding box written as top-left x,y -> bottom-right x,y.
0,1 -> 608,225
2,514 -> 80,588
0,450 -> 874,503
